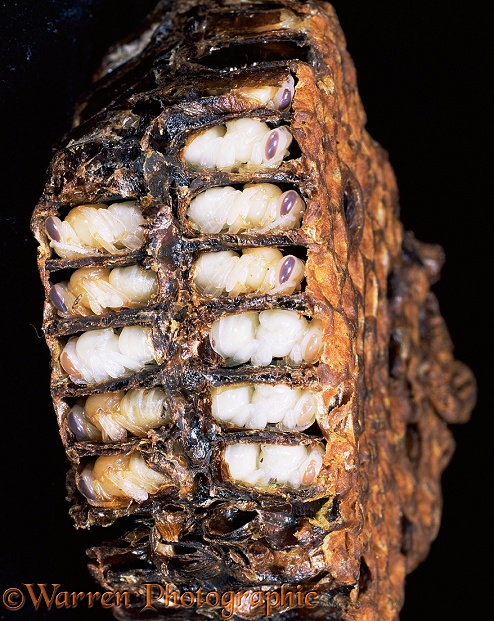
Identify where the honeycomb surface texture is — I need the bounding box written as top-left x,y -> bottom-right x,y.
31,1 -> 476,619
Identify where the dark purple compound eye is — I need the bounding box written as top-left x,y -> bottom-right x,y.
77,474 -> 98,501
45,216 -> 62,242
67,408 -> 89,440
49,284 -> 68,313
279,256 -> 296,284
278,88 -> 292,110
280,190 -> 298,216
265,130 -> 279,160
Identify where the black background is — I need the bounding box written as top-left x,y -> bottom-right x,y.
0,1 -> 491,620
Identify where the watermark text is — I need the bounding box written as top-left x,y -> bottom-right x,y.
2,582 -> 318,618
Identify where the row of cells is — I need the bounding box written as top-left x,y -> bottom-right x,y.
74,382 -> 326,506
60,310 -> 323,383
50,242 -> 306,318
74,382 -> 325,505
45,184 -> 305,260
78,442 -> 325,508
45,82 -> 304,315
47,187 -> 306,317
69,383 -> 322,442
46,76 -> 326,503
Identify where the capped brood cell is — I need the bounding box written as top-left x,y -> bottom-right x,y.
192,246 -> 306,298
208,309 -> 324,367
44,200 -> 148,259
77,450 -> 171,507
184,183 -> 306,235
233,74 -> 295,111
49,263 -> 159,317
183,118 -> 295,172
66,387 -> 172,442
58,325 -> 159,385
211,382 -> 323,432
222,441 -> 325,490
199,73 -> 296,111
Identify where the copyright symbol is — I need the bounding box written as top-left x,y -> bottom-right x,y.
3,587 -> 25,610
